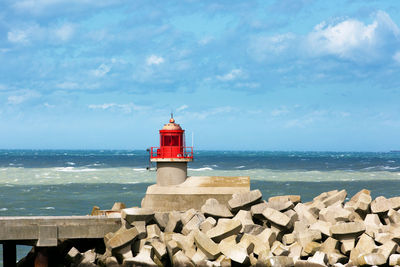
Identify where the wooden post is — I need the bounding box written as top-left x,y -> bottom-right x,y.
3,242 -> 16,267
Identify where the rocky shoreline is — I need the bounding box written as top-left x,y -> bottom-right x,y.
18,189 -> 400,266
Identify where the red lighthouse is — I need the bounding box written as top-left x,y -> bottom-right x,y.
150,115 -> 193,186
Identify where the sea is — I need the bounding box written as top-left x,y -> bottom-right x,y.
1,149 -> 400,262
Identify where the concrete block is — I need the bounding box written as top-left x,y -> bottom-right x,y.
303,241 -> 321,256
294,229 -> 321,248
356,253 -> 387,266
388,209 -> 400,225
182,214 -> 205,235
66,247 -> 83,264
271,241 -> 289,256
240,233 -> 269,256
371,196 -> 391,213
114,243 -> 133,261
233,210 -> 254,233
194,230 -> 222,260
172,250 -> 195,267
105,256 -> 119,267
377,240 -> 398,261
262,207 -> 291,227
206,219 -> 241,243
199,216 -> 216,233
191,249 -> 207,266
122,207 -> 154,224
257,228 -> 277,248
243,224 -> 265,235
330,222 -> 365,237
390,196 -> 400,210
294,260 -> 326,267
294,203 -> 317,225
146,224 -> 162,240
166,240 -> 181,259
264,256 -> 294,267
112,202 -> 126,211
322,190 -> 347,207
181,208 -> 196,225
219,236 -> 250,265
269,195 -> 301,204
267,200 -> 294,212
154,212 -> 169,231
288,242 -> 302,262
228,189 -> 262,212
131,221 -> 146,239
319,206 -> 351,224
282,233 -> 295,245
164,211 -> 182,233
375,232 -> 392,244
310,220 -> 332,237
355,233 -> 375,254
320,237 -> 339,254
250,202 -> 268,219
37,225 -> 58,247
123,245 -> 157,267
389,254 -> 400,266
150,239 -> 167,260
340,238 -> 354,255
107,227 -> 139,250
201,198 -> 233,218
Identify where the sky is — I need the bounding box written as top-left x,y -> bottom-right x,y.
0,0 -> 400,151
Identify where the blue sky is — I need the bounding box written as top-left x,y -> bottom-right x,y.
0,0 -> 400,151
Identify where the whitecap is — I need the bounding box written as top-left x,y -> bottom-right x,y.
188,167 -> 213,171
66,162 -> 76,166
41,207 -> 55,210
234,166 -> 245,169
55,167 -> 99,172
0,208 -> 8,211
133,168 -> 147,172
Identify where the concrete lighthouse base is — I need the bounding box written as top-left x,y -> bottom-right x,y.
141,176 -> 250,212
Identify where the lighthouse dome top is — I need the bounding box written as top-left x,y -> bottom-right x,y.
162,116 -> 182,130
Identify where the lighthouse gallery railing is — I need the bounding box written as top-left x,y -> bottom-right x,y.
150,147 -> 193,159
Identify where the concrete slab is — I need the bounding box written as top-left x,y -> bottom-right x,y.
141,176 -> 250,212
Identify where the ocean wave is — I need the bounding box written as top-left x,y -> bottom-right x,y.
235,166 -> 245,169
133,168 -> 147,172
0,208 -> 8,211
66,162 -> 76,166
41,207 -> 55,210
55,167 -> 99,173
188,167 -> 213,171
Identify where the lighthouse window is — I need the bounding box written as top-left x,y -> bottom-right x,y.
171,136 -> 179,146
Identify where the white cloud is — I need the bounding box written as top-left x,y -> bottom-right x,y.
176,105 -> 188,112
188,106 -> 234,120
146,55 -> 164,66
394,51 -> 400,64
307,11 -> 400,62
0,84 -> 8,90
271,106 -> 289,117
88,103 -> 145,113
7,90 -> 40,105
217,69 -> 243,81
92,64 -> 111,77
54,23 -> 75,41
56,82 -> 79,89
8,30 -> 29,44
248,33 -> 296,61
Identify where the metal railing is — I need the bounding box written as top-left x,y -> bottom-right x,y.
150,146 -> 193,159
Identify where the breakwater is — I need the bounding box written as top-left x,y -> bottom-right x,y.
10,188 -> 400,266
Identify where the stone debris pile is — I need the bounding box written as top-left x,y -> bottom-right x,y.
65,189 -> 400,266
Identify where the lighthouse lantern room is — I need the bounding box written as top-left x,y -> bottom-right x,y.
150,115 -> 193,186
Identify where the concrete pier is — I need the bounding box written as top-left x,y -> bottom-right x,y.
0,216 -> 121,266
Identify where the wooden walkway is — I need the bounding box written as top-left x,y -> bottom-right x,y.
0,216 -> 121,267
